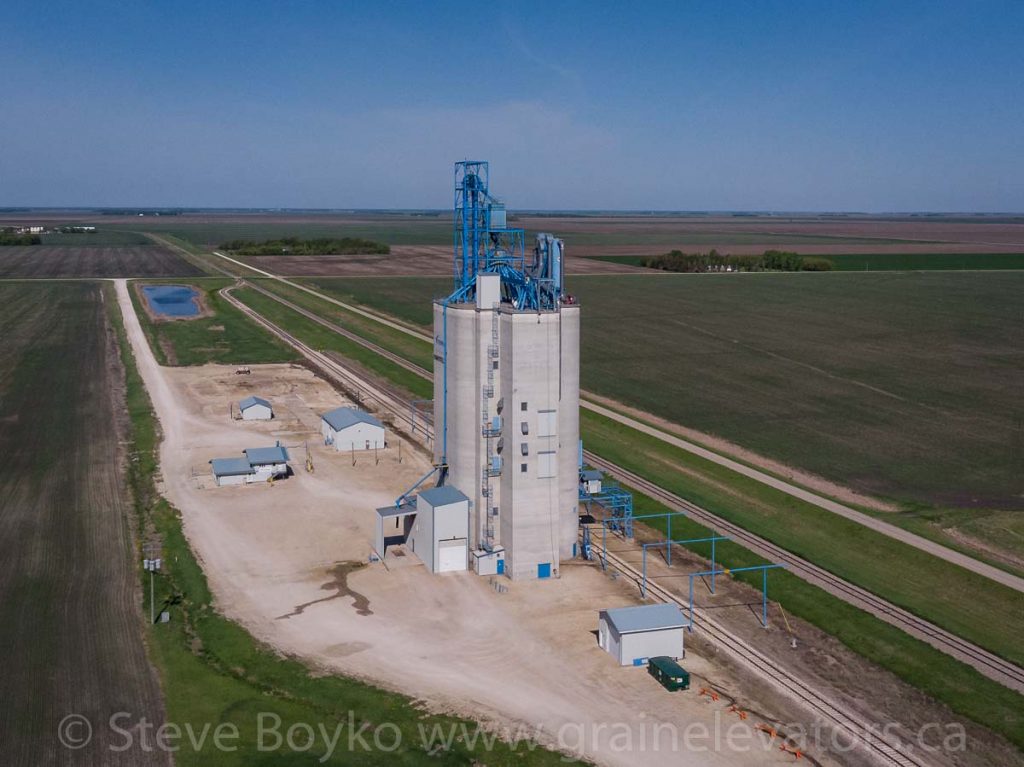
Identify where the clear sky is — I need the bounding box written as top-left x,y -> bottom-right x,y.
2,1 -> 1022,211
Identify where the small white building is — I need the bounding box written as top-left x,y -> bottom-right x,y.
210,457 -> 256,487
239,395 -> 273,421
410,486 -> 470,573
580,469 -> 603,495
209,444 -> 290,486
598,603 -> 686,666
244,445 -> 289,480
321,407 -> 384,452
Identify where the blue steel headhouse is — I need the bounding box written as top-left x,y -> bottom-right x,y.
451,161 -> 564,312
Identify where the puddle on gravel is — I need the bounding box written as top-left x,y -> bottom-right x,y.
277,561 -> 373,619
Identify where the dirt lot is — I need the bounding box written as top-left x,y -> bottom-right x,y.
117,292 -> 856,767
0,283 -> 166,765
0,245 -> 202,278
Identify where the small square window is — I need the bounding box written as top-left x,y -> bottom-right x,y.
492,360 -> 498,370
520,463 -> 527,473
521,402 -> 528,411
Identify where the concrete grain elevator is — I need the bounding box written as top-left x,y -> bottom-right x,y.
434,161 -> 580,580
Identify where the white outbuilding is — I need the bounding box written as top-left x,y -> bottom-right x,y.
598,603 -> 686,666
238,395 -> 273,420
321,407 -> 385,452
244,445 -> 289,480
410,486 -> 470,573
210,457 -> 256,487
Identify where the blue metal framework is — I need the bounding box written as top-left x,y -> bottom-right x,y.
450,161 -> 562,312
686,564 -> 785,630
640,536 -> 730,597
580,482 -> 634,538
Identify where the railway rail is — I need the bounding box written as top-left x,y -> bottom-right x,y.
597,544 -> 931,767
222,279 -> 1024,765
224,274 -> 1024,695
584,452 -> 1024,694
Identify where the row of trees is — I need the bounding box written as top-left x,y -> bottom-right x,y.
220,237 -> 390,256
641,249 -> 833,273
0,228 -> 41,246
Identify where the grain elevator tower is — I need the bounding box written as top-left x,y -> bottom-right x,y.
433,161 -> 580,580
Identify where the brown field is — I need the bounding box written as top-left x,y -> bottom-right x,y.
0,246 -> 203,278
0,282 -> 165,764
241,245 -> 648,277
5,211 -> 1023,260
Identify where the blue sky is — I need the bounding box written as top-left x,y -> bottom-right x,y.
1,1 -> 1022,210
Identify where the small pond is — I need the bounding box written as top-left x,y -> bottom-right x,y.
142,285 -> 201,317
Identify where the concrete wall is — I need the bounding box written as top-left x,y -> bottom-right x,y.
433,303 -> 493,553
558,306 -> 581,559
433,298 -> 580,581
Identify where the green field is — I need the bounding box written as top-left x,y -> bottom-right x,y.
232,286 -> 432,399
299,273 -> 1024,516
236,277 -> 1024,750
589,463 -> 1024,750
130,278 -> 297,365
40,228 -> 153,246
108,286 -> 566,766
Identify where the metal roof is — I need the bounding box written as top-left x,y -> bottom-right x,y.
600,603 -> 685,634
322,406 -> 383,432
244,445 -> 289,465
581,469 -> 602,481
418,485 -> 469,507
210,457 -> 255,477
239,395 -> 271,411
376,503 -> 417,519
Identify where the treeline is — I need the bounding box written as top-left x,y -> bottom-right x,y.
220,237 -> 390,256
0,229 -> 41,246
641,249 -> 833,273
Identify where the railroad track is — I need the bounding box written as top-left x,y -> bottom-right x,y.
221,283 -> 970,766
225,275 -> 1024,695
584,452 -> 1024,694
597,543 -> 930,767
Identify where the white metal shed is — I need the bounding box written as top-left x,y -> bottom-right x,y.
321,407 -> 385,452
239,395 -> 273,420
598,603 -> 686,666
410,485 -> 469,574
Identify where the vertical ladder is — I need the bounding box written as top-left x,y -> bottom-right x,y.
480,305 -> 500,550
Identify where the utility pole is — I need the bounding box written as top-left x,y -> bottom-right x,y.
143,542 -> 161,625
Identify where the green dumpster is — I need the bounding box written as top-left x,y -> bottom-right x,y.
647,656 -> 690,691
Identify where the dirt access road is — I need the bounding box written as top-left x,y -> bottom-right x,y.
114,279 -> 845,767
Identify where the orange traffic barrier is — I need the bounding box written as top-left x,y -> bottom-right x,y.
780,744 -> 803,759
698,687 -> 719,702
727,704 -> 748,720
756,723 -> 777,739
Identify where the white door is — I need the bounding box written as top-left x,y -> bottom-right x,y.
437,539 -> 467,573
